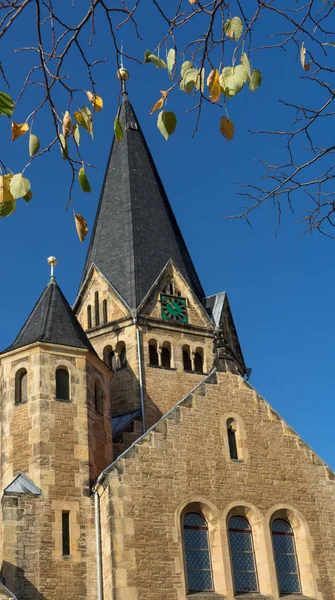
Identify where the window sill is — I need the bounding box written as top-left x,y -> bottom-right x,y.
186,594 -> 225,599
14,400 -> 28,407
55,398 -> 71,403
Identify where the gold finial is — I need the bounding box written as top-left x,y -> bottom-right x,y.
117,67 -> 130,82
47,256 -> 57,278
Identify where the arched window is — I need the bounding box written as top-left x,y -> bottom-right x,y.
228,516 -> 258,594
116,342 -> 127,370
161,343 -> 171,369
103,345 -> 115,370
149,340 -> 159,366
56,368 -> 70,401
94,380 -> 103,414
95,291 -> 100,327
194,348 -> 204,373
102,299 -> 108,324
183,346 -> 192,371
272,519 -> 301,595
183,513 -> 213,593
87,305 -> 92,329
15,368 -> 27,404
227,418 -> 238,460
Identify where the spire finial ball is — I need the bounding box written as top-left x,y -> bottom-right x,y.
47,256 -> 57,267
117,67 -> 130,82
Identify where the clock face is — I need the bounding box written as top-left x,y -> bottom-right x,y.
161,295 -> 188,323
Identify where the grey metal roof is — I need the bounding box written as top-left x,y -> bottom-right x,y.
80,93 -> 205,308
203,292 -> 226,326
4,472 -> 41,496
2,277 -> 96,355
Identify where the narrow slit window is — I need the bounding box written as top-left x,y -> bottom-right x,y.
56,368 -> 70,401
102,299 -> 108,324
62,511 -> 70,556
272,519 -> 301,595
183,513 -> 213,593
15,368 -> 27,404
227,419 -> 238,460
95,291 -> 100,327
149,343 -> 159,366
229,516 -> 258,594
94,381 -> 104,414
194,351 -> 203,373
183,348 -> 192,372
161,345 -> 171,369
87,305 -> 92,329
117,342 -> 127,370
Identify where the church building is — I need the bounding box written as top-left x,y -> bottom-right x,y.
0,71 -> 334,600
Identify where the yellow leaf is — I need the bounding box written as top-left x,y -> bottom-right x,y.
207,69 -> 220,103
300,42 -> 310,71
11,121 -> 29,142
86,91 -> 103,112
160,90 -> 168,99
75,213 -> 88,243
189,0 -> 198,3
150,97 -> 164,115
220,116 -> 234,141
62,111 -> 72,138
0,174 -> 14,203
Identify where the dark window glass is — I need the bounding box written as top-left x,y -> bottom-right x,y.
15,369 -> 27,404
95,382 -> 103,414
149,344 -> 159,366
229,516 -> 258,594
87,305 -> 92,329
56,368 -> 70,401
272,519 -> 301,595
183,350 -> 192,372
62,511 -> 70,556
161,346 -> 171,369
228,425 -> 238,460
194,352 -> 203,373
103,299 -> 108,324
183,513 -> 213,592
95,291 -> 100,327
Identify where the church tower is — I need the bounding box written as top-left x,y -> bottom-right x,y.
74,80 -> 246,443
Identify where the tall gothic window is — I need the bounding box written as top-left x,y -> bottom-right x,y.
56,368 -> 70,401
183,513 -> 213,593
161,343 -> 171,369
87,305 -> 92,329
102,299 -> 108,324
103,345 -> 115,370
183,346 -> 192,372
228,516 -> 258,594
15,368 -> 27,404
149,341 -> 159,366
227,418 -> 238,460
272,519 -> 301,595
95,291 -> 100,327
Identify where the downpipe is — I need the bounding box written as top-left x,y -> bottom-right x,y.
94,491 -> 103,600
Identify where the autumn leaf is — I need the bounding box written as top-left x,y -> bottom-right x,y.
300,42 -> 310,72
75,213 -> 88,243
62,111 -> 72,138
150,97 -> 164,114
0,174 -> 14,203
72,123 -> 80,146
224,17 -> 243,41
9,173 -> 31,199
167,48 -> 176,79
144,51 -> 167,69
29,134 -> 40,157
58,133 -> 68,160
0,92 -> 15,117
249,70 -> 262,92
114,114 -> 123,141
78,166 -> 92,192
240,53 -> 251,79
86,91 -> 103,112
74,106 -> 93,138
220,116 -> 234,141
207,69 -> 220,102
12,121 -> 29,142
189,0 -> 198,4
157,111 -> 177,141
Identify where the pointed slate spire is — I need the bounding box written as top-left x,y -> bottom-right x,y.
2,276 -> 96,355
80,92 -> 205,308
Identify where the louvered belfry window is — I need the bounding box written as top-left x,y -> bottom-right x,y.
272,519 -> 301,595
161,346 -> 171,369
229,517 -> 258,594
183,349 -> 192,371
194,351 -> 203,373
149,343 -> 159,366
183,513 -> 213,593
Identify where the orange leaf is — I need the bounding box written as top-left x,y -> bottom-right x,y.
220,116 -> 234,141
207,69 -> 220,103
150,97 -> 164,115
11,121 -> 29,142
62,111 -> 72,138
86,91 -> 103,112
75,213 -> 88,243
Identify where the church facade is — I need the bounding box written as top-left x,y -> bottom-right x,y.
0,82 -> 334,600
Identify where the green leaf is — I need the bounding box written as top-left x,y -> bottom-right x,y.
167,48 -> 176,79
144,52 -> 167,69
58,133 -> 68,160
29,133 -> 40,157
180,61 -> 193,78
72,123 -> 80,146
23,190 -> 33,203
0,92 -> 15,117
157,111 -> 177,141
182,68 -> 199,94
249,69 -> 262,92
196,68 -> 205,92
0,199 -> 15,218
74,106 -> 93,138
114,115 -> 123,142
9,173 -> 30,199
219,65 -> 248,97
78,167 -> 92,193
240,53 -> 251,79
224,16 -> 243,41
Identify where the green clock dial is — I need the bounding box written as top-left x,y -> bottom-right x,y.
161,295 -> 188,323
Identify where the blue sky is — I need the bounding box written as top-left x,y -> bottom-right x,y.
1,3 -> 334,468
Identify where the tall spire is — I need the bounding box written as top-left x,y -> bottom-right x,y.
80,83 -> 205,308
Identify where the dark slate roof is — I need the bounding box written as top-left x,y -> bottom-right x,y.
80,93 -> 205,308
2,277 -> 96,355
